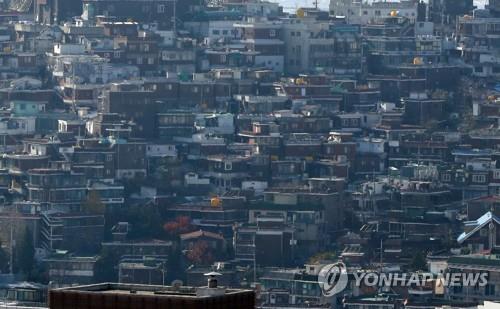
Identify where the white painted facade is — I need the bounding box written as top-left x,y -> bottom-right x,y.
329,0 -> 418,24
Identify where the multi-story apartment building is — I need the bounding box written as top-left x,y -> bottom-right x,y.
283,18 -> 362,76
40,211 -> 105,253
27,169 -> 87,211
82,0 -> 179,30
234,19 -> 285,73
457,16 -> 500,78
447,254 -> 500,302
364,16 -> 442,74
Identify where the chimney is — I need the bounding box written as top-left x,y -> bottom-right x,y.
205,272 -> 222,288
196,272 -> 225,297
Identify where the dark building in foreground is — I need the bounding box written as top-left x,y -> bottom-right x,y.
49,283 -> 255,309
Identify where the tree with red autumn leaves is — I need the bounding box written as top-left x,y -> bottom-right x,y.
186,240 -> 215,265
163,216 -> 194,237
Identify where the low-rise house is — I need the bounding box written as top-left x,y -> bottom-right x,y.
42,252 -> 98,288
166,198 -> 247,237
101,239 -> 173,259
118,257 -> 167,286
180,230 -> 226,254
457,212 -> 500,254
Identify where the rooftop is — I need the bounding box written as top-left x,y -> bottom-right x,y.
49,283 -> 254,307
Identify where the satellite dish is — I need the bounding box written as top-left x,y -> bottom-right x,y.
171,280 -> 183,289
297,8 -> 305,18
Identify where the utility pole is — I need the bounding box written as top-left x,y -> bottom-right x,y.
9,221 -> 13,275
253,239 -> 257,283
173,0 -> 177,34
379,238 -> 383,272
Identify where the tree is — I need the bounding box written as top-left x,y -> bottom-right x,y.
163,216 -> 194,237
166,241 -> 184,283
94,249 -> 120,283
82,190 -> 105,215
0,240 -> 9,274
126,203 -> 163,239
410,251 -> 427,271
186,240 -> 214,265
308,251 -> 337,264
16,227 -> 34,276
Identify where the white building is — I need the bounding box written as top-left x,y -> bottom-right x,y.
185,172 -> 210,186
195,113 -> 235,135
48,54 -> 139,85
207,20 -> 241,42
53,43 -> 86,55
330,0 -> 419,24
146,144 -> 178,158
356,137 -> 386,154
0,117 -> 36,136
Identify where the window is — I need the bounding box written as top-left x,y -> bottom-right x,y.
269,29 -> 276,37
157,4 -> 165,13
441,174 -> 451,182
472,174 -> 486,183
494,170 -> 500,179
225,162 -> 232,171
